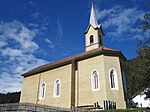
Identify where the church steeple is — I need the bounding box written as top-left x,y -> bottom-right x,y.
90,3 -> 98,28
85,3 -> 105,51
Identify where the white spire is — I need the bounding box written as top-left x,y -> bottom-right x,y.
90,3 -> 98,28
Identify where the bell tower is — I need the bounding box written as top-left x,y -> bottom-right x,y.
85,3 -> 105,51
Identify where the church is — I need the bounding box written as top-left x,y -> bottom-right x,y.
20,4 -> 127,110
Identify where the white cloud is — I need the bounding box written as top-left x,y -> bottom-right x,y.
0,20 -> 39,51
31,12 -> 41,18
44,38 -> 55,49
1,48 -> 23,57
0,20 -> 48,93
57,19 -> 63,38
29,1 -> 41,19
42,19 -> 63,50
15,66 -> 24,73
0,72 -> 22,92
44,38 -> 53,44
29,1 -> 35,6
0,38 -> 7,48
29,23 -> 39,28
96,6 -> 145,41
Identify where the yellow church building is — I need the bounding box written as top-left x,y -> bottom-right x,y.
20,4 -> 127,110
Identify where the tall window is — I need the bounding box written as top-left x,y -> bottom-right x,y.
54,79 -> 61,97
39,82 -> 46,99
110,69 -> 115,88
109,68 -> 118,90
90,35 -> 94,45
91,70 -> 100,91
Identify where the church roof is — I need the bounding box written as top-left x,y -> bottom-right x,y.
22,46 -> 126,77
131,87 -> 148,99
84,24 -> 104,35
84,4 -> 104,35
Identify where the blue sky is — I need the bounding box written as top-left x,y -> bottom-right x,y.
0,0 -> 149,92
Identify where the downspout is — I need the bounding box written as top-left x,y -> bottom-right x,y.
71,59 -> 76,108
76,68 -> 79,107
36,73 -> 42,104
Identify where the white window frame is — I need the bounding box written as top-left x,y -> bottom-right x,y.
53,78 -> 61,97
109,68 -> 118,90
39,82 -> 46,100
91,69 -> 100,91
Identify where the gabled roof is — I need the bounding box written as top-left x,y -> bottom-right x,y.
22,46 -> 126,77
84,24 -> 105,36
131,87 -> 148,99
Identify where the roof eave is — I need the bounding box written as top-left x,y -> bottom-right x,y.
21,59 -> 72,77
84,24 -> 98,34
22,49 -> 126,77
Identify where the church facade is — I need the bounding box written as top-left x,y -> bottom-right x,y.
20,4 -> 127,110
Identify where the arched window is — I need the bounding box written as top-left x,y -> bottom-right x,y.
90,35 -> 94,45
39,82 -> 46,99
110,69 -> 115,88
91,70 -> 100,91
109,68 -> 118,90
54,79 -> 61,97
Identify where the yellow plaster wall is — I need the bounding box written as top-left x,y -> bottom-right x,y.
103,56 -> 126,109
76,55 -> 126,109
20,64 -> 72,108
20,74 -> 40,103
76,55 -> 106,107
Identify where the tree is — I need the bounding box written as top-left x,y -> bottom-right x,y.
0,92 -> 21,104
124,12 -> 150,99
132,13 -> 150,99
138,13 -> 150,33
136,12 -> 150,89
135,38 -> 150,87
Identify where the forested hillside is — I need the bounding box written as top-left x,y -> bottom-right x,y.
123,12 -> 150,99
0,92 -> 21,104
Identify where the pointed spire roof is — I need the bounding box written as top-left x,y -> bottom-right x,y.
90,3 -> 98,28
